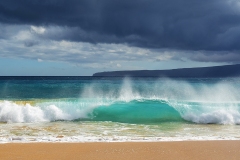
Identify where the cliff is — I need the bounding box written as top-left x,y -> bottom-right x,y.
93,64 -> 240,78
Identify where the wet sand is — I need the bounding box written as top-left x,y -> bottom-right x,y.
0,141 -> 240,160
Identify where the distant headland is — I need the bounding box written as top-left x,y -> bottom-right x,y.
93,64 -> 240,78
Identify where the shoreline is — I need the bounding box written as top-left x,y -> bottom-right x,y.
1,141 -> 240,160
2,136 -> 240,143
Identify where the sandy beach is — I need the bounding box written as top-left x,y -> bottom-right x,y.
0,141 -> 240,160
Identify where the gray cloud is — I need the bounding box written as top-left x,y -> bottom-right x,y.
24,40 -> 39,47
188,52 -> 240,62
0,0 -> 240,63
0,24 -> 165,70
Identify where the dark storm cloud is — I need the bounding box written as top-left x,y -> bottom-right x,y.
1,0 -> 240,56
24,40 -> 39,47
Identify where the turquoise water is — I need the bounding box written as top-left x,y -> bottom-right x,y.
1,77 -> 240,142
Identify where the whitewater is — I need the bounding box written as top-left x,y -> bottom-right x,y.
1,77 -> 240,143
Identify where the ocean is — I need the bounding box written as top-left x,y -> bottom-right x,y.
1,76 -> 240,143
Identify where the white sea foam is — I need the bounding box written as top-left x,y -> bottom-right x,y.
0,101 -> 46,123
81,77 -> 240,103
0,101 -> 97,123
80,77 -> 141,102
119,77 -> 141,102
1,135 -> 239,143
184,109 -> 240,124
1,121 -> 240,143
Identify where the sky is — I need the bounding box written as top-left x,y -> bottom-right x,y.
0,0 -> 239,76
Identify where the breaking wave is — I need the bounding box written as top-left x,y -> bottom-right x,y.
1,78 -> 240,124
